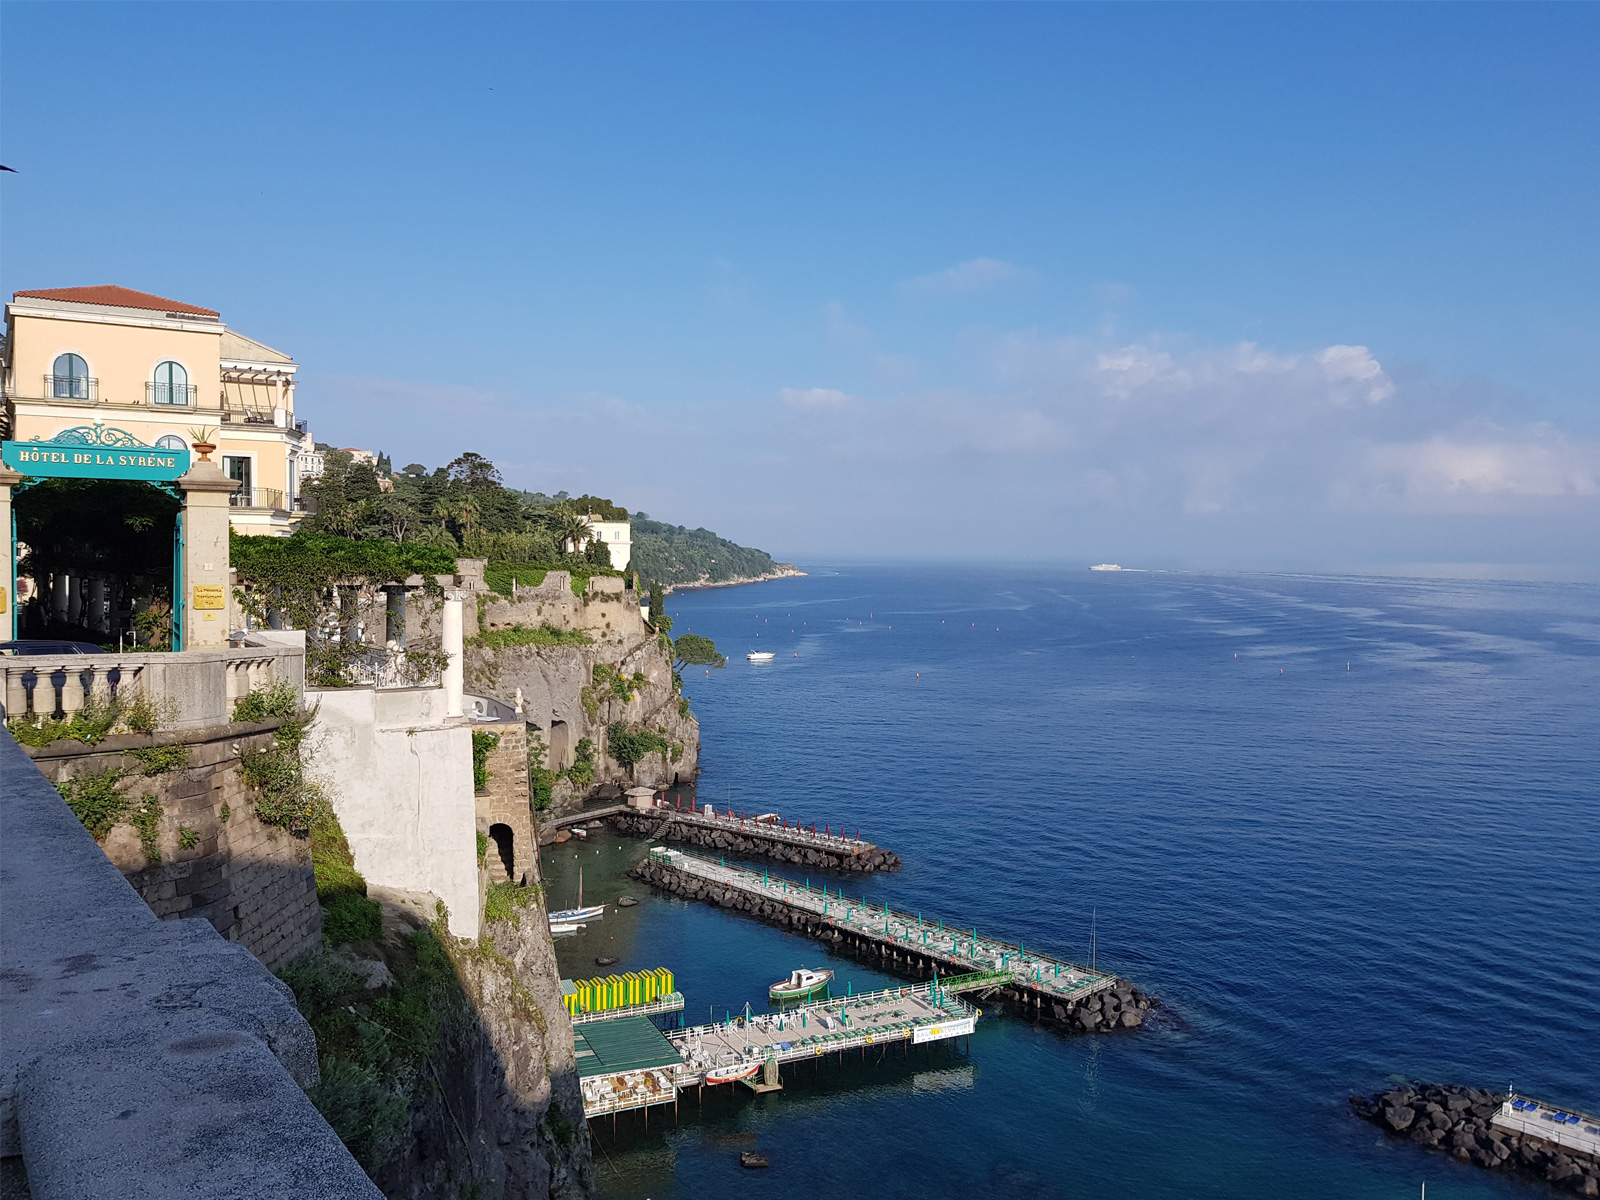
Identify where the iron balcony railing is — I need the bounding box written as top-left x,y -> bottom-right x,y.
147,381 -> 197,407
229,486 -> 286,510
45,374 -> 98,401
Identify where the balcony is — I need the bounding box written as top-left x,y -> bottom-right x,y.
147,381 -> 197,407
229,486 -> 286,510
44,374 -> 98,401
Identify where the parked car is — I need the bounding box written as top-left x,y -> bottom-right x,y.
0,640 -> 108,656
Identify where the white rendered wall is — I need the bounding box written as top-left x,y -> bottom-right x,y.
306,685 -> 478,939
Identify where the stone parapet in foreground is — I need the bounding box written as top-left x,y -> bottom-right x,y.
0,731 -> 379,1198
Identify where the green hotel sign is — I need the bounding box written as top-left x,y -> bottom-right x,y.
2,426 -> 191,482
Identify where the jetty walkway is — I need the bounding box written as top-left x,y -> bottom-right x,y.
638,847 -> 1136,1019
610,802 -> 902,872
669,980 -> 979,1086
578,978 -> 980,1120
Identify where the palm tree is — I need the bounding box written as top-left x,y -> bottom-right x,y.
557,513 -> 593,557
432,498 -> 458,532
456,497 -> 480,541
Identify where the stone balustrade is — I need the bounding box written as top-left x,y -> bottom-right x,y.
0,631 -> 304,731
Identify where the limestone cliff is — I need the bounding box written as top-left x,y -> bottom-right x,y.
463,572 -> 699,810
363,885 -> 594,1200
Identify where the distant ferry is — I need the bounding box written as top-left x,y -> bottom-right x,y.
1090,564 -> 1144,572
747,651 -> 775,662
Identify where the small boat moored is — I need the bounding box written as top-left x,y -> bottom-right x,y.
705,1061 -> 762,1085
769,966 -> 834,1002
746,651 -> 775,662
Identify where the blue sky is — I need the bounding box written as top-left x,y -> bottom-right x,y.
4,3 -> 1596,568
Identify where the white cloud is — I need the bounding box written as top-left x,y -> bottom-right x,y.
1315,344 -> 1395,403
902,257 -> 1031,297
1359,434 -> 1600,505
779,386 -> 852,410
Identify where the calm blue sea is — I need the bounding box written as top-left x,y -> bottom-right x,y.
543,565 -> 1599,1200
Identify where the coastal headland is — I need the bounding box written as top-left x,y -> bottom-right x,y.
630,851 -> 1160,1035
662,564 -> 806,593
1351,1083 -> 1600,1195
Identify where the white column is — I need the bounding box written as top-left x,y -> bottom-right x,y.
52,573 -> 70,622
442,593 -> 463,717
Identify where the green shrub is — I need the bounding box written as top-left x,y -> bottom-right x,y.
322,892 -> 383,945
125,743 -> 189,775
232,681 -> 301,723
484,880 -> 541,928
310,807 -> 380,946
129,795 -> 163,864
55,769 -> 129,839
178,826 -> 200,850
607,723 -> 669,769
566,737 -> 596,788
471,730 -> 500,792
482,562 -> 548,595
544,1104 -> 576,1147
308,1057 -> 410,1173
470,623 -> 593,650
8,694 -> 123,748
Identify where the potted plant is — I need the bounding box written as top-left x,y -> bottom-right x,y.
187,427 -> 218,462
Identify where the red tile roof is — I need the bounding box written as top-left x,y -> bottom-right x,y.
12,285 -> 220,318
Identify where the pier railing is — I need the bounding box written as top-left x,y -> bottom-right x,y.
649,846 -> 1117,1004
571,992 -> 686,1026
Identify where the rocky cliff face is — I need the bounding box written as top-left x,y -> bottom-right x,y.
464,573 -> 699,809
368,886 -> 594,1200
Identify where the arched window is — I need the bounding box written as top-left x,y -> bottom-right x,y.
51,353 -> 89,399
151,361 -> 190,406
155,435 -> 186,451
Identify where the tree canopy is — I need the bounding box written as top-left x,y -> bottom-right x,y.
672,634 -> 726,676
294,450 -> 779,587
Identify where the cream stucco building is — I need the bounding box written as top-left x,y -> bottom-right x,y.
578,516 -> 631,570
2,285 -> 314,535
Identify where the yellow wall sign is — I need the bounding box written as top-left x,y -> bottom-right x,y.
192,585 -> 226,611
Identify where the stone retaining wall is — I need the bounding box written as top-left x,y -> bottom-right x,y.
23,720 -> 321,970
1352,1083 -> 1600,1195
630,856 -> 1157,1034
609,810 -> 902,872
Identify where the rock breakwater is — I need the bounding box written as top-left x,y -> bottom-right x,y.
1351,1083 -> 1599,1195
629,856 -> 1158,1034
608,810 -> 902,872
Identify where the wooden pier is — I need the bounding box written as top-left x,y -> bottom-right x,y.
636,847 -> 1134,1022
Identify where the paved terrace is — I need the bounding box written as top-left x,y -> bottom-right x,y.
649,846 -> 1117,1005
1494,1099 -> 1600,1159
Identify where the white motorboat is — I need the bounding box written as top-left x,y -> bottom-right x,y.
747,651 -> 775,662
549,922 -> 584,936
1090,563 -> 1123,572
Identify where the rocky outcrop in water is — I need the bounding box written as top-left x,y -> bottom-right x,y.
607,810 -> 901,872
1351,1082 -> 1599,1196
629,856 -> 1158,1035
